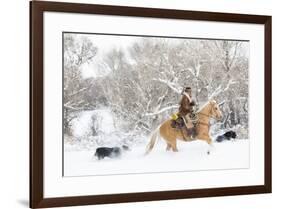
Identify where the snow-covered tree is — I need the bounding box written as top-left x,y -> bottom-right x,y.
63,34 -> 98,136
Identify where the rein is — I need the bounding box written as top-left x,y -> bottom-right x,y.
197,121 -> 210,127
197,103 -> 217,120
197,112 -> 216,120
196,104 -> 216,127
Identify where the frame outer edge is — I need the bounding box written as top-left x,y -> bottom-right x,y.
264,16 -> 272,193
30,2 -> 34,208
30,1 -> 44,208
32,0 -> 269,24
29,2 -> 32,207
29,1 -> 272,208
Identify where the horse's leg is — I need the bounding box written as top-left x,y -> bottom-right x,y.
206,137 -> 215,155
170,140 -> 178,152
197,136 -> 214,155
166,143 -> 172,151
159,121 -> 179,152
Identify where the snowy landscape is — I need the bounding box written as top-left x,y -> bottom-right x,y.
64,140 -> 249,176
63,33 -> 249,176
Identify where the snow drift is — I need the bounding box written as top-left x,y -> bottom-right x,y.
64,139 -> 249,177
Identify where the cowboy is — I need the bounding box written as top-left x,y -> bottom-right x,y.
178,87 -> 196,138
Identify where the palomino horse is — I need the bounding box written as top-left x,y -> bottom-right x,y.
145,99 -> 223,154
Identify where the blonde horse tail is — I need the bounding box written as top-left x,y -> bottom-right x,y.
145,126 -> 160,155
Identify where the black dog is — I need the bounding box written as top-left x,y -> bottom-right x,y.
216,131 -> 237,142
94,145 -> 129,160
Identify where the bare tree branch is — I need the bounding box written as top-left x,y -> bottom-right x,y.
145,105 -> 179,116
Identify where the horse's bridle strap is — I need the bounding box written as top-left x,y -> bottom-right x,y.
198,112 -> 216,120
197,121 -> 210,127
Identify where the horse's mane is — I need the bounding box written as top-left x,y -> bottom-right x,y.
197,99 -> 216,113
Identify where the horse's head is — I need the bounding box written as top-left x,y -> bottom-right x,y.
209,100 -> 223,121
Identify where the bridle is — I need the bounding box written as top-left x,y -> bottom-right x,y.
197,120 -> 210,127
196,102 -> 220,127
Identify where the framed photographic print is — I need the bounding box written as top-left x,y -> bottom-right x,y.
30,1 -> 272,208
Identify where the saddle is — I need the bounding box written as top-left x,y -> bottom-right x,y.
171,113 -> 197,140
171,115 -> 185,130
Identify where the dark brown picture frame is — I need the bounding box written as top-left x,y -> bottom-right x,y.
30,1 -> 272,208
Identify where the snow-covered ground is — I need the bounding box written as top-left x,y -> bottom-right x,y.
64,139 -> 249,177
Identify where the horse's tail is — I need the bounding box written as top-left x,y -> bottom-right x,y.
145,125 -> 161,155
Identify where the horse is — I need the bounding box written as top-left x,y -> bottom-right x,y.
145,99 -> 223,155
